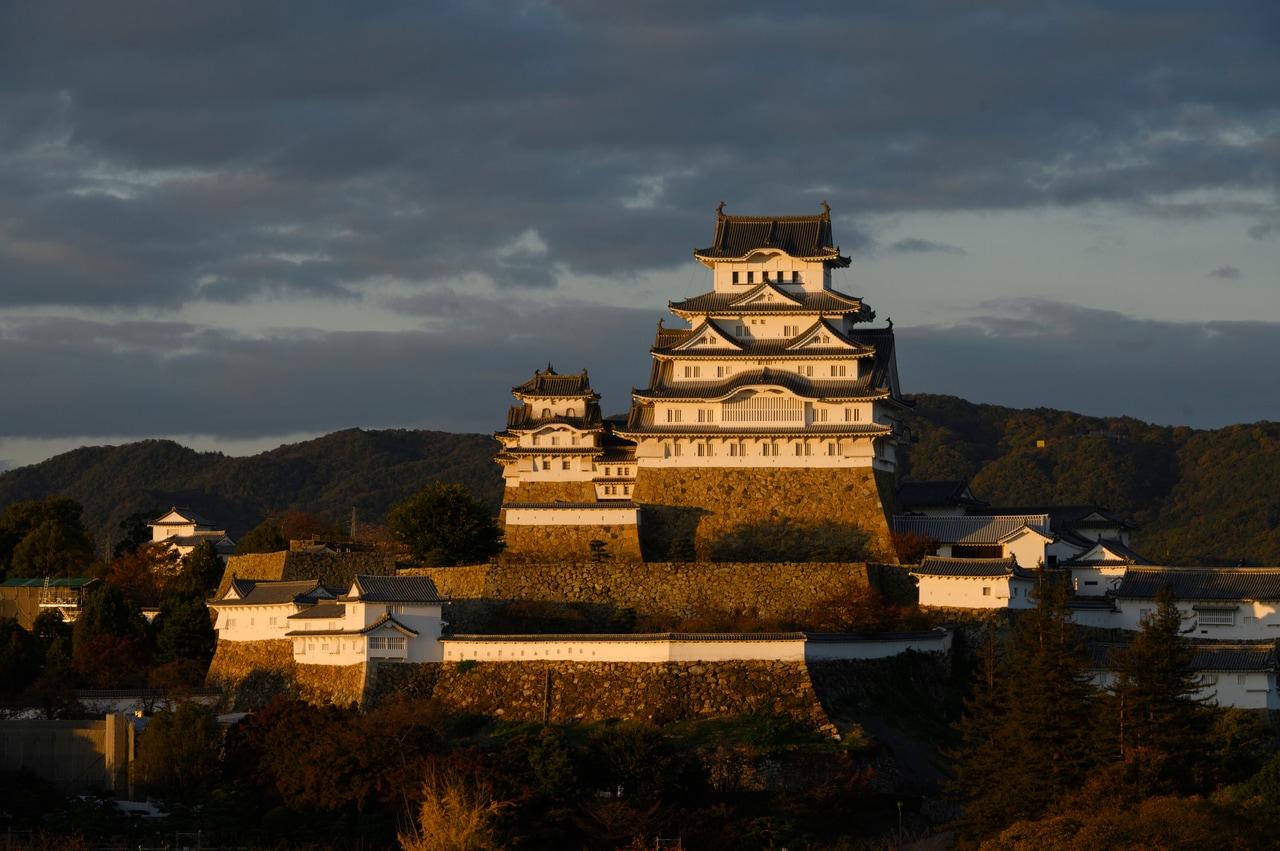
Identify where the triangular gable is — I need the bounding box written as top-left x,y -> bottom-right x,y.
998,522 -> 1055,544
669,320 -> 745,352
1072,539 -> 1134,563
785,319 -> 870,353
728,282 -> 803,309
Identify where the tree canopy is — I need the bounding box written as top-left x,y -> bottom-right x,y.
388,483 -> 503,567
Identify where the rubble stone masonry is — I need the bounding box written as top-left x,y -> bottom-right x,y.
631,466 -> 900,563
404,561 -> 916,631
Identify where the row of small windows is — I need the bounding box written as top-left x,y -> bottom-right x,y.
731,271 -> 801,284
600,484 -> 631,496
682,363 -> 849,378
664,440 -> 846,458
599,466 -> 631,477
539,408 -> 577,417
531,435 -> 583,446
666,406 -> 862,423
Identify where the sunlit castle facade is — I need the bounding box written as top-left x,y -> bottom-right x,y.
497,204 -> 906,563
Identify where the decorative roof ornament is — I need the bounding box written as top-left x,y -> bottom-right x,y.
821,200 -> 831,219
716,201 -> 726,216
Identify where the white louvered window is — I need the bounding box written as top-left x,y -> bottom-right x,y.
827,442 -> 836,456
1198,610 -> 1235,626
684,366 -> 701,378
814,409 -> 828,422
561,460 -> 571,470
722,394 -> 803,423
697,408 -> 714,423
831,364 -> 846,377
667,409 -> 682,423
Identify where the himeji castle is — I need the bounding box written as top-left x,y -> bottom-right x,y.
497,204 -> 908,563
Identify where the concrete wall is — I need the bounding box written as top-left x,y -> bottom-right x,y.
0,714 -> 132,796
404,561 -> 917,632
631,466 -> 898,563
215,551 -> 397,598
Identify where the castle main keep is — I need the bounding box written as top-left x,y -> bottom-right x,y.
497,205 -> 907,562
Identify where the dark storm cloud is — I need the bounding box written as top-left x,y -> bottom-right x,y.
0,0 -> 1277,308
0,302 -> 662,440
899,301 -> 1280,430
887,238 -> 966,256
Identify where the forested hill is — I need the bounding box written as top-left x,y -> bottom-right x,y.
1,396 -> 1277,565
899,395 -> 1280,566
0,429 -> 503,548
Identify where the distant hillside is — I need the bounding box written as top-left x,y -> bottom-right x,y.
0,429 -> 504,549
2,397 -> 1277,565
899,395 -> 1280,566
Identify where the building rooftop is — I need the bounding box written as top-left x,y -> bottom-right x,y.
893,515 -> 1052,545
912,556 -> 1032,578
693,204 -> 850,266
1113,568 -> 1280,601
341,574 -> 448,604
512,365 -> 599,400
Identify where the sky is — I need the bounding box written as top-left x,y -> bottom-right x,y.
1,1 -> 1278,470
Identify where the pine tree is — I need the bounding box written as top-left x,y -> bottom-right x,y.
947,578 -> 1098,845
1106,585 -> 1215,795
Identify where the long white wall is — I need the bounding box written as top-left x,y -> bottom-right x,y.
440,629 -> 951,664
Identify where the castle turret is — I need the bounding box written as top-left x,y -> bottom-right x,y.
614,204 -> 906,561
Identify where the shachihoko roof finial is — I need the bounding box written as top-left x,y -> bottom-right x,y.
821,200 -> 831,218
716,201 -> 726,216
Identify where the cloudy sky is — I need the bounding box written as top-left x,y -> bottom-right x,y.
1,1 -> 1278,470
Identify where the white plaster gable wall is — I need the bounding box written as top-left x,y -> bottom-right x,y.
1112,599 -> 1280,640
915,575 -> 1035,609
1069,565 -> 1127,596
1003,530 -> 1052,569
213,603 -> 300,641
711,255 -> 828,292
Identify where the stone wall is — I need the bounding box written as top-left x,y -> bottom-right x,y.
206,638 -> 370,708
504,481 -> 598,503
631,466 -> 899,563
499,522 -> 642,563
404,561 -> 916,631
371,659 -> 837,733
215,551 -> 398,597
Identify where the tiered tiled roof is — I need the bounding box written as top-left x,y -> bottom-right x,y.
1089,643 -> 1278,673
693,206 -> 850,266
911,556 -> 1033,578
1061,539 -> 1151,567
214,579 -> 337,606
651,319 -> 876,359
1113,568 -> 1280,601
634,366 -> 891,402
512,366 -> 599,400
503,405 -> 604,432
893,515 -> 1052,545
669,288 -> 868,318
343,574 -> 448,604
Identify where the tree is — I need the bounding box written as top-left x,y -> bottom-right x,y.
389,483 -> 503,567
72,584 -> 148,651
113,509 -> 161,559
107,541 -> 180,607
947,580 -> 1098,845
153,593 -> 217,665
0,497 -> 93,566
0,617 -> 42,694
235,521 -> 288,555
8,519 -> 96,579
132,702 -> 223,803
399,758 -> 509,851
1105,586 -> 1215,795
178,540 -> 226,596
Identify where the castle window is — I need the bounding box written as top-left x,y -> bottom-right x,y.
763,271 -> 769,282
747,272 -> 754,283
672,442 -> 682,456
831,364 -> 846,377
792,271 -> 800,283
605,467 -> 611,476
551,436 -> 560,445
667,409 -> 682,423
664,443 -> 671,457
822,336 -> 830,344
982,587 -> 991,597
532,436 -> 540,445
684,366 -> 700,378
732,271 -> 739,284
226,619 -> 236,629
542,408 -> 551,418
567,408 -> 576,417
784,325 -> 798,336
623,485 -> 630,495
697,408 -> 714,423
735,325 -> 745,337
796,365 -> 813,377
814,409 -> 828,423
561,460 -> 571,470
572,436 -> 580,445
827,442 -> 836,456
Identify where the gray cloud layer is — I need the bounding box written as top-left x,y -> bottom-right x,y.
1,302 -> 1274,447
1,1 -> 1277,309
